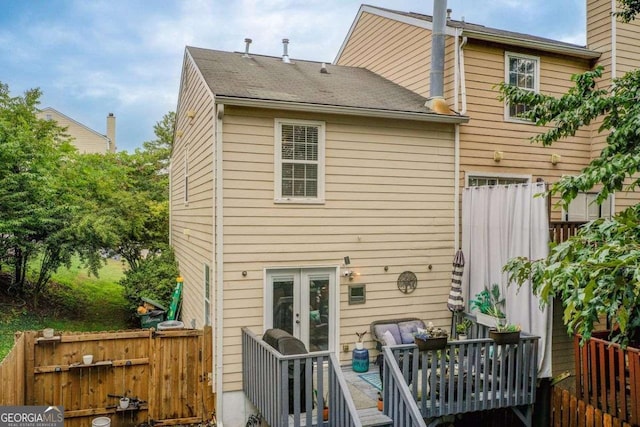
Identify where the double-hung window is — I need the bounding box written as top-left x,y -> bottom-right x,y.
274,119 -> 325,203
505,52 -> 539,121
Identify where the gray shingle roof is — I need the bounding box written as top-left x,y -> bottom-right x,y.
187,46 -> 442,115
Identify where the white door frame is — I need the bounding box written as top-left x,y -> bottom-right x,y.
264,266 -> 339,352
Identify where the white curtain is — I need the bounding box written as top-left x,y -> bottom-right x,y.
461,183 -> 552,378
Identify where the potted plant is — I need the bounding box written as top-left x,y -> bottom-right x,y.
470,284 -> 506,327
489,322 -> 521,345
314,390 -> 329,421
355,331 -> 367,350
352,331 -> 369,372
414,322 -> 448,351
456,319 -> 472,340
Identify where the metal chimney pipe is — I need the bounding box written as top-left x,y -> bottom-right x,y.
243,38 -> 252,57
430,0 -> 447,98
282,38 -> 290,63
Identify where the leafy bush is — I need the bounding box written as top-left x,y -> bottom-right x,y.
120,245 -> 179,314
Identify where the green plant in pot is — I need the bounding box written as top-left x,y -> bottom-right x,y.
470,284 -> 506,327
414,322 -> 448,351
489,322 -> 521,345
456,318 -> 472,340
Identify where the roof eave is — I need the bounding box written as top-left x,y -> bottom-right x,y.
461,29 -> 601,60
214,96 -> 469,124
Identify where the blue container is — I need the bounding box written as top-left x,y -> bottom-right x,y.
352,346 -> 369,373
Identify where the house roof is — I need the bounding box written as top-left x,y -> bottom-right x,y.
335,5 -> 600,62
38,107 -> 109,141
186,46 -> 467,124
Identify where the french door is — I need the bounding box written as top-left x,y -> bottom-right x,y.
266,268 -> 335,352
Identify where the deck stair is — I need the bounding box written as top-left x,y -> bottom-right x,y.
357,408 -> 392,427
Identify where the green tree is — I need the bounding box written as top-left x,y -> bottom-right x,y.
501,2 -> 640,347
66,112 -> 174,273
0,83 -> 75,293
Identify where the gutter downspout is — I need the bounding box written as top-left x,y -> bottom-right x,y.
454,123 -> 460,250
215,103 -> 225,425
610,0 -> 617,212
459,36 -> 468,115
454,30 -> 468,251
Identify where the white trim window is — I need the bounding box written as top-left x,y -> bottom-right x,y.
274,119 -> 325,203
504,52 -> 540,121
467,172 -> 530,187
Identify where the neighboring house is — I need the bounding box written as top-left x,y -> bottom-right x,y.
170,1 -> 640,425
37,107 -> 116,153
170,45 -> 467,424
334,0 -> 640,378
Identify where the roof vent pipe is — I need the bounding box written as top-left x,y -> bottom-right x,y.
282,38 -> 290,63
430,0 -> 447,99
243,38 -> 252,57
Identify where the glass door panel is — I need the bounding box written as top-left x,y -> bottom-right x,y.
267,268 -> 334,351
308,276 -> 330,351
272,276 -> 295,335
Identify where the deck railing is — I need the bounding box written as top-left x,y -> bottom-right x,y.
574,333 -> 640,425
241,327 -> 361,427
381,316 -> 539,427
381,344 -> 427,427
549,220 -> 586,243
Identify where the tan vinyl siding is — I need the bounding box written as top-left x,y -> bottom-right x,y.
36,109 -> 109,153
609,15 -> 640,212
171,55 -> 214,330
337,12 -> 431,97
220,106 -> 455,391
587,0 -> 613,164
459,41 -> 593,224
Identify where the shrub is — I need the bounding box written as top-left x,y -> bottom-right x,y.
120,245 -> 179,314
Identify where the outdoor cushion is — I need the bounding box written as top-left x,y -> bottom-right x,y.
398,320 -> 425,344
383,330 -> 397,346
373,323 -> 401,346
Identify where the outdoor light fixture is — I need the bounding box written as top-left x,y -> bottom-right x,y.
551,154 -> 561,165
344,256 -> 351,265
343,269 -> 354,280
493,151 -> 504,162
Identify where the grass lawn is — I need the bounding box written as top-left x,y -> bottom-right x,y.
0,258 -> 131,360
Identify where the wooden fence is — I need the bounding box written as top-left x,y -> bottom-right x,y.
0,327 -> 215,427
0,332 -> 25,405
551,387 -> 633,427
574,334 -> 640,425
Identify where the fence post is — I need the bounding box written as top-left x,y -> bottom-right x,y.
23,331 -> 36,405
201,325 -> 215,419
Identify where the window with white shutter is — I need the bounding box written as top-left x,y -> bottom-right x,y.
565,193 -> 613,221
274,119 -> 325,203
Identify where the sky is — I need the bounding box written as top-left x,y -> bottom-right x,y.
0,0 -> 586,152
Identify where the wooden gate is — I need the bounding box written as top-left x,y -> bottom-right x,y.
1,327 -> 214,427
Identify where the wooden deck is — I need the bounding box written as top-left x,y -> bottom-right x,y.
242,321 -> 539,427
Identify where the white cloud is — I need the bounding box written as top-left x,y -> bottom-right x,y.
0,0 -> 591,151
